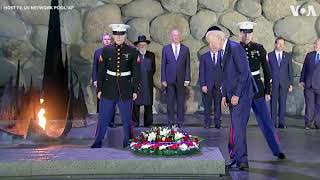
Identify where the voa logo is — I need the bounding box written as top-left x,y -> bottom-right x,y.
290,5 -> 317,16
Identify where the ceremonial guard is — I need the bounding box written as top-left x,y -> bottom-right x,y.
133,35 -> 156,127
92,32 -> 116,128
91,24 -> 140,148
228,21 -> 285,162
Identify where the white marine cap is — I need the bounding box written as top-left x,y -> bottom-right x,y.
109,24 -> 130,35
237,21 -> 256,33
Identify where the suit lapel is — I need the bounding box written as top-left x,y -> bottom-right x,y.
272,51 -> 278,67
310,51 -> 317,67
221,40 -> 230,69
177,45 -> 184,61
168,44 -> 176,61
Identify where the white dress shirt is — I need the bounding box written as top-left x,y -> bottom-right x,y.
171,43 -> 180,59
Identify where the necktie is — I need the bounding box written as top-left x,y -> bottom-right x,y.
277,52 -> 282,66
213,53 -> 216,64
316,53 -> 320,64
174,45 -> 178,60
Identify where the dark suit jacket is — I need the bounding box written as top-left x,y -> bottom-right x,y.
161,44 -> 191,84
300,51 -> 320,90
92,47 -> 103,82
221,40 -> 258,100
136,50 -> 156,105
98,44 -> 140,100
268,51 -> 293,88
199,51 -> 222,90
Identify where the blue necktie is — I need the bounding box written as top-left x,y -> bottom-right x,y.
316,53 -> 320,64
277,53 -> 282,66
212,53 -> 216,64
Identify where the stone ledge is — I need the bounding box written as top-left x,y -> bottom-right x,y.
0,147 -> 225,178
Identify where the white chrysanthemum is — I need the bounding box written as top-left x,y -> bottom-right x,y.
130,142 -> 137,147
160,128 -> 170,136
193,142 -> 199,149
179,144 -> 188,151
174,132 -> 184,140
159,145 -> 168,150
141,144 -> 152,149
147,132 -> 157,142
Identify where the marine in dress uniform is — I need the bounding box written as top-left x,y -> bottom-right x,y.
133,35 -> 156,127
91,24 -> 140,148
92,32 -> 116,128
228,21 -> 286,162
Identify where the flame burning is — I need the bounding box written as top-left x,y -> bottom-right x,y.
38,98 -> 46,130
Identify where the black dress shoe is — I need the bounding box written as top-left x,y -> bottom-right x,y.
134,123 -> 140,127
278,124 -> 287,129
226,160 -> 237,169
277,152 -> 286,160
204,125 -> 210,129
315,125 -> 319,129
90,141 -> 102,148
215,125 -> 221,129
238,163 -> 249,170
109,123 -> 116,128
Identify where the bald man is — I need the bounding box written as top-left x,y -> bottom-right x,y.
206,29 -> 258,170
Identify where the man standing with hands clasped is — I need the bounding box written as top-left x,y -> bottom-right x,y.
161,28 -> 191,128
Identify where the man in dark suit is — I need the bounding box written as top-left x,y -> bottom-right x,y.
161,28 -> 191,128
91,24 -> 140,148
226,21 -> 285,162
92,32 -> 116,128
268,37 -> 293,128
300,39 -> 320,130
199,40 -> 222,129
133,35 -> 156,127
206,28 -> 257,170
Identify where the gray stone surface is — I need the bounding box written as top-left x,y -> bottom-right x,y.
127,18 -> 150,43
190,10 -> 218,40
236,0 -> 262,18
101,0 -> 133,4
150,13 -> 190,45
0,14 -> 27,40
160,0 -> 198,16
83,5 -> 122,42
0,147 -> 225,177
262,0 -> 297,22
60,9 -> 82,45
253,17 -> 275,52
219,11 -> 248,35
274,16 -> 318,45
30,25 -> 48,52
198,0 -> 231,13
121,0 -> 164,20
63,0 -> 98,8
292,43 -> 314,63
9,0 -> 53,25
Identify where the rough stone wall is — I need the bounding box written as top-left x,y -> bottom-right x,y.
0,0 -> 319,115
